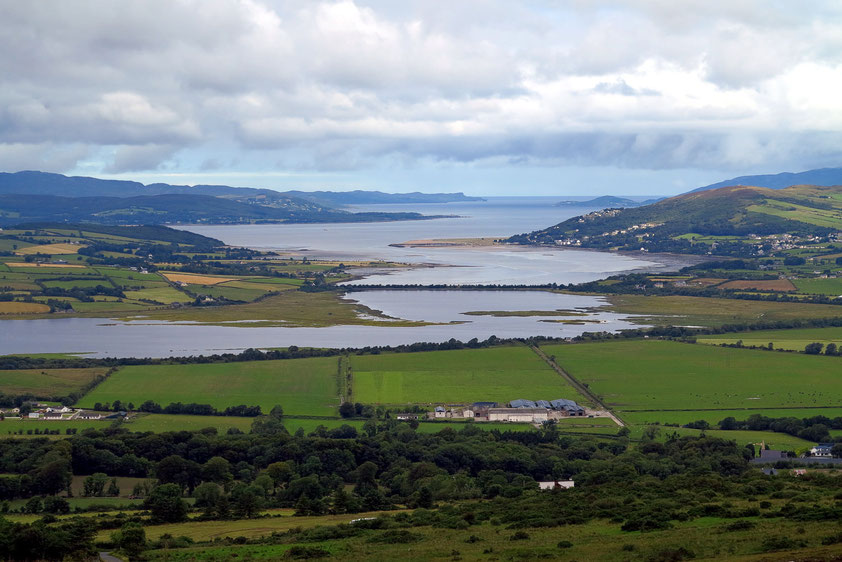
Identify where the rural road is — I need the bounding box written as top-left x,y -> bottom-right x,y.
529,345 -> 626,427
99,553 -> 124,562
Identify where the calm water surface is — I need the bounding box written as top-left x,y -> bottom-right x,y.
0,291 -> 642,357
2,199 -> 680,355
182,198 -> 671,286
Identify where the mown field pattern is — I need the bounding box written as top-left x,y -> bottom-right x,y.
351,346 -> 585,405
80,358 -> 340,415
544,340 -> 842,411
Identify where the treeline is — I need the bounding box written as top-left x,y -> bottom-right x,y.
130,401 -> 262,417
717,414 -> 842,444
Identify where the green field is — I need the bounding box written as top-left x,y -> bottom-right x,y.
544,340 -> 842,411
351,346 -> 585,406
0,367 -> 108,396
698,326 -> 842,351
622,407 -> 842,426
607,294 -> 842,327
792,277 -> 842,295
124,286 -> 191,303
1,419 -> 115,437
80,358 -> 340,415
126,414 -> 257,433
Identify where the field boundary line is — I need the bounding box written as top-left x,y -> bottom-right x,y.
529,344 -> 626,427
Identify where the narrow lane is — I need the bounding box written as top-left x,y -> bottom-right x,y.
529,344 -> 626,427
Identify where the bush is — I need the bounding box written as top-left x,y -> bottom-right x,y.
510,530 -> 530,541
761,536 -> 806,552
722,520 -> 755,532
284,545 -> 331,559
366,530 -> 422,544
557,540 -> 573,548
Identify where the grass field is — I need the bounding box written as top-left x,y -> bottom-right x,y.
0,367 -> 108,396
125,290 -> 427,327
80,358 -> 341,415
351,346 -> 586,406
793,277 -> 842,295
698,326 -> 842,351
622,407 -> 842,426
126,414 -> 257,433
1,419 -> 114,437
606,294 -> 842,327
124,286 -> 191,303
718,279 -> 796,291
544,340 -> 842,411
140,514 -> 842,561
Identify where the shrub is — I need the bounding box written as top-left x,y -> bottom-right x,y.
510,530 -> 530,541
557,540 -> 573,548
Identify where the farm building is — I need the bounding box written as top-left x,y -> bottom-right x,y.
550,398 -> 586,416
509,399 -> 537,408
395,413 -> 421,421
434,406 -> 446,418
488,407 -> 549,423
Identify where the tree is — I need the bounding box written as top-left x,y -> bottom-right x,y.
106,477 -> 120,497
144,483 -> 189,523
112,522 -> 147,559
265,461 -> 294,489
83,473 -> 109,497
339,402 -> 355,418
202,457 -> 233,485
231,483 -> 263,518
805,342 -> 824,355
156,455 -> 201,493
826,343 -> 838,356
269,404 -> 284,419
250,415 -> 287,435
43,496 -> 70,515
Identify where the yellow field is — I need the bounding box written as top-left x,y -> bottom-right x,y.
16,243 -> 84,255
0,302 -> 51,314
161,272 -> 235,285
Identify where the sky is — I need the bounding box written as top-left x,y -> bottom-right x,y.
1,1 -> 841,196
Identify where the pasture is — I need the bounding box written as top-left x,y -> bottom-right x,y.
698,326 -> 842,351
0,367 -> 108,396
793,277 -> 842,295
607,294 -> 842,326
351,346 -> 586,406
79,358 -> 340,415
622,407 -> 842,427
543,340 -> 842,411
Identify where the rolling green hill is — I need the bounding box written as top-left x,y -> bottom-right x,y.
509,184 -> 842,252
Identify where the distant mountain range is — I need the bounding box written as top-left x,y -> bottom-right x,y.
554,195 -> 662,208
691,167 -> 842,192
0,171 -> 467,226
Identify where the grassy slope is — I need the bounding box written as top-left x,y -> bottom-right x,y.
79,358 -> 340,415
351,346 -> 585,405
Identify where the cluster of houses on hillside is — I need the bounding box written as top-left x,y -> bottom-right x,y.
395,398 -> 588,424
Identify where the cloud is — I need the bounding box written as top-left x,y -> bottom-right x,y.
0,0 -> 840,181
104,144 -> 179,174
